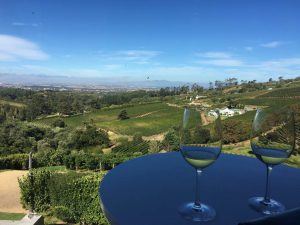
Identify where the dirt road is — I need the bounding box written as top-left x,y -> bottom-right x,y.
200,112 -> 209,125
0,170 -> 28,213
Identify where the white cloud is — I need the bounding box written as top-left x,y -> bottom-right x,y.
261,41 -> 282,48
195,51 -> 243,67
12,22 -> 40,27
197,59 -> 243,67
259,58 -> 300,67
0,34 -> 49,61
245,46 -> 253,51
99,50 -> 161,64
103,64 -> 122,70
195,51 -> 231,59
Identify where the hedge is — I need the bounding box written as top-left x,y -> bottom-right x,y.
19,169 -> 108,225
0,153 -> 30,170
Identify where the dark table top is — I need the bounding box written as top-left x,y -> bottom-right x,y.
99,152 -> 300,225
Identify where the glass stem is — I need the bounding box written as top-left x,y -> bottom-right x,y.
194,169 -> 202,209
264,165 -> 272,203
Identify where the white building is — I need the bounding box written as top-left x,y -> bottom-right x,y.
195,95 -> 207,100
219,107 -> 235,117
208,110 -> 219,118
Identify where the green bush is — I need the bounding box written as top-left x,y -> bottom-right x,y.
222,120 -> 250,144
70,125 -> 110,149
118,109 -> 129,120
0,153 -> 30,169
19,169 -> 52,212
51,119 -> 66,128
161,129 -> 180,151
19,169 -> 108,225
64,151 -> 102,170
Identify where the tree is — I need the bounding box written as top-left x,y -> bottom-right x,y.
70,125 -> 110,149
215,80 -> 224,90
52,119 -> 66,128
132,133 -> 143,146
181,129 -> 192,145
149,141 -> 160,153
278,76 -> 284,83
118,110 -> 129,120
162,129 -> 179,151
193,126 -> 211,144
222,120 -> 250,144
191,83 -> 204,93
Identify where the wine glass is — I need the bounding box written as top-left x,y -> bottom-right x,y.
178,107 -> 222,222
249,107 -> 296,215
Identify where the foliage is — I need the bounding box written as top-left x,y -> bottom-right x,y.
64,151 -> 102,170
112,134 -> 149,154
31,102 -> 183,136
258,86 -> 300,98
0,153 -> 29,169
18,170 -> 108,225
222,120 -> 250,144
19,169 -> 52,212
161,129 -> 180,151
51,118 -> 66,128
193,126 -> 211,144
35,148 -> 66,167
69,124 -> 110,149
149,141 -> 161,153
118,109 -> 129,120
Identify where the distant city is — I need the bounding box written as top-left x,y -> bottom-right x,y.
0,73 -> 206,92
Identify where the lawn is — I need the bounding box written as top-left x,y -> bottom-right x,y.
0,212 -> 25,220
31,102 -> 184,136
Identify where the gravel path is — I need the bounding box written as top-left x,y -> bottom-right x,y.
0,170 -> 28,213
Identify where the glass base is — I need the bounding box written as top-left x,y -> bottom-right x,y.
248,197 -> 285,215
178,202 -> 216,222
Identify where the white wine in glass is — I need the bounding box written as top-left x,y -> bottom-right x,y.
249,108 -> 296,215
178,107 -> 222,222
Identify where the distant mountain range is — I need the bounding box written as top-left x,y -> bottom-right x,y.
0,73 -> 207,89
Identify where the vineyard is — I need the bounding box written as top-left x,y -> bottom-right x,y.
258,86 -> 300,98
31,102 -> 184,136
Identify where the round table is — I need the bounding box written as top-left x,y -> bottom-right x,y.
99,152 -> 300,225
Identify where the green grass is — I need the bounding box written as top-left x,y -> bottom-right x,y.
32,102 -> 184,136
0,212 -> 25,220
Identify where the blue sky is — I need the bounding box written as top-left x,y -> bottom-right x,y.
0,0 -> 300,83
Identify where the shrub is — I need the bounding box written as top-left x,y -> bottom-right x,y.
51,119 -> 66,128
19,169 -> 52,212
64,151 -> 102,170
70,125 -> 110,149
161,129 -> 180,151
118,109 -> 129,120
0,153 -> 30,169
19,170 -> 108,225
222,120 -> 250,144
34,148 -> 66,167
111,137 -> 149,154
193,126 -> 211,144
